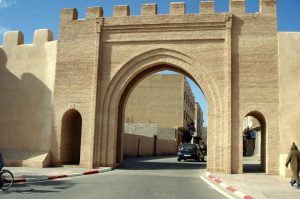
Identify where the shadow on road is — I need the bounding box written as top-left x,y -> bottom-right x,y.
0,180 -> 76,195
119,156 -> 207,170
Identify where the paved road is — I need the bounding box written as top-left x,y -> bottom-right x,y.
0,156 -> 230,199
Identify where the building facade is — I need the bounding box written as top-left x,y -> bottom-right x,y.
0,1 -> 299,176
125,74 -> 195,130
194,102 -> 203,138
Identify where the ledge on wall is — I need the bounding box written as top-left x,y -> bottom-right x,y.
1,149 -> 50,168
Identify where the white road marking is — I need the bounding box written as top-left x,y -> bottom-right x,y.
200,176 -> 236,199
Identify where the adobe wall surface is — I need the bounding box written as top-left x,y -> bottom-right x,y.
156,138 -> 177,155
123,133 -> 154,157
123,133 -> 176,157
278,32 -> 300,177
0,30 -> 56,152
125,74 -> 185,128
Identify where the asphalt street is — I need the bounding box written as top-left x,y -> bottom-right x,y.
0,156 -> 231,199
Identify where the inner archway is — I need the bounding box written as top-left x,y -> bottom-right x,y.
243,111 -> 266,173
60,109 -> 82,165
121,70 -> 208,165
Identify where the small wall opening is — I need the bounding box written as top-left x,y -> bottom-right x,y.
60,109 -> 82,165
243,111 -> 266,173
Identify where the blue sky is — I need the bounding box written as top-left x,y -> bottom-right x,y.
0,0 -> 299,126
0,0 -> 299,43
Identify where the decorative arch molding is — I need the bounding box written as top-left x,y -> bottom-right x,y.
95,48 -> 229,172
245,110 -> 266,127
104,48 -> 222,115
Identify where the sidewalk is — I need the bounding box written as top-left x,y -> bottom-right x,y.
208,172 -> 300,199
5,166 -> 112,183
207,158 -> 300,199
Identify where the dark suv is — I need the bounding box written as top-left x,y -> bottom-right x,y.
177,143 -> 204,162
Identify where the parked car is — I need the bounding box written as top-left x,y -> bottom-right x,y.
177,143 -> 204,162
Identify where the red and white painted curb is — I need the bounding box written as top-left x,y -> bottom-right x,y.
206,172 -> 254,199
13,167 -> 112,183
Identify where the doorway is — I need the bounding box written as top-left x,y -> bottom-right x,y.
60,109 -> 82,165
243,111 -> 266,173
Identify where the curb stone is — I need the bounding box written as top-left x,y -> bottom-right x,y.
206,171 -> 254,199
13,167 -> 112,183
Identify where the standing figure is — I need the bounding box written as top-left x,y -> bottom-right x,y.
285,142 -> 300,188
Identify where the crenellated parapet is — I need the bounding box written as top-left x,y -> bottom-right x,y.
1,29 -> 54,48
58,0 -> 276,23
60,6 -> 103,21
230,0 -> 276,15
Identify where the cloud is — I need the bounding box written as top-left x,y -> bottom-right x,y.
0,0 -> 15,9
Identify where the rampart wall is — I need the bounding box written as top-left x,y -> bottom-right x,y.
278,32 -> 300,176
123,133 -> 177,157
0,30 -> 56,151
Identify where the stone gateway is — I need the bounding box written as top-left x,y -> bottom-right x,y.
0,1 -> 299,177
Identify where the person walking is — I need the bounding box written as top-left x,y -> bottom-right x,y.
285,142 -> 300,188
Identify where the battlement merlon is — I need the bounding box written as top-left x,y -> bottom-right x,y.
170,2 -> 186,15
33,29 -> 53,46
141,4 -> 157,16
114,5 -> 130,17
60,8 -> 78,21
2,29 -> 54,48
230,0 -> 245,15
87,7 -> 103,18
260,0 -> 276,15
200,1 -> 215,14
3,31 -> 24,47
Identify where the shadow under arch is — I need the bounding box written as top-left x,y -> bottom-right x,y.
97,48 -> 227,171
244,111 -> 267,173
60,109 -> 82,165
